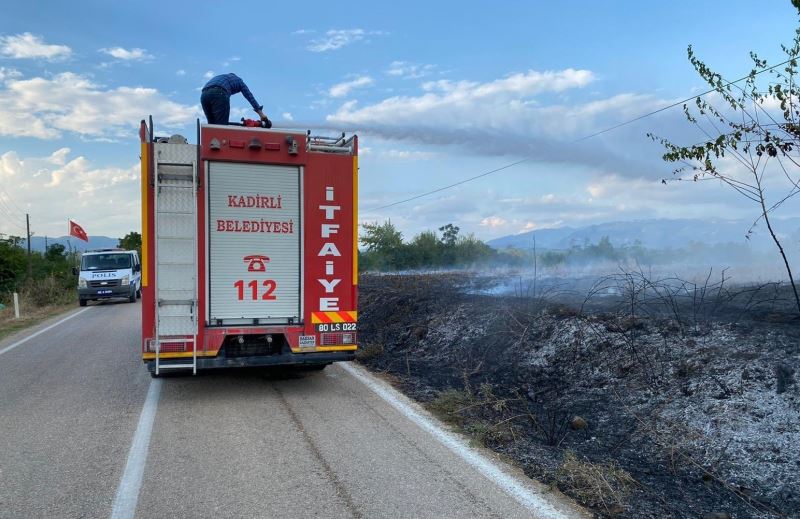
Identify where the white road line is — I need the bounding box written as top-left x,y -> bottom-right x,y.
339,362 -> 574,519
111,379 -> 162,519
0,308 -> 90,357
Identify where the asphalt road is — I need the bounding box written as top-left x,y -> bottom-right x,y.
0,300 -> 583,519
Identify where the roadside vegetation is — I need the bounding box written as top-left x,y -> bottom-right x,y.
359,221 -> 494,271
0,231 -> 139,340
0,236 -> 77,340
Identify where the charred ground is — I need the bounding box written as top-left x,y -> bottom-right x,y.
357,272 -> 799,518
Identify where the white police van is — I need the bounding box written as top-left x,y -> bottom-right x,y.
75,249 -> 141,306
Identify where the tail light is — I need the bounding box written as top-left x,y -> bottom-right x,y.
320,333 -> 357,345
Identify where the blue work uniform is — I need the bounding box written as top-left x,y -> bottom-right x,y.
200,73 -> 263,125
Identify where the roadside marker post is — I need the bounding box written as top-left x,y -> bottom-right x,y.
13,292 -> 19,319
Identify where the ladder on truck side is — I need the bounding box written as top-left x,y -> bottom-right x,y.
153,139 -> 198,375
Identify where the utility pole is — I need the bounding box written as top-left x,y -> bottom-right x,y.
26,213 -> 31,277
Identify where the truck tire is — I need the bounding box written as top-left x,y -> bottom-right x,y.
136,286 -> 142,299
79,299 -> 87,307
129,289 -> 136,303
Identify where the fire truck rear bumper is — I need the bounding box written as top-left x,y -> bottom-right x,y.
146,351 -> 355,372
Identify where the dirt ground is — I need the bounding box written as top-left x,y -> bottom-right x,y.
356,272 -> 800,519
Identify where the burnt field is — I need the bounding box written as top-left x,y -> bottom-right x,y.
357,272 -> 800,518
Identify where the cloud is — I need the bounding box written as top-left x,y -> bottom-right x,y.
99,47 -> 152,61
0,71 -> 198,139
381,149 -> 436,160
587,183 -> 607,198
386,61 -> 435,79
0,148 -> 140,238
356,154 -> 772,241
0,67 -> 21,81
480,216 -> 507,228
329,76 -> 374,98
328,68 -> 594,127
307,29 -> 385,52
176,69 -> 186,76
222,56 -> 241,67
325,67 -> 690,178
282,112 -> 294,121
0,32 -> 71,60
203,70 -> 214,79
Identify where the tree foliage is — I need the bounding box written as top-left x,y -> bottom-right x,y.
359,221 -> 494,271
439,224 -> 460,247
648,2 -> 800,314
360,221 -> 403,252
0,236 -> 76,299
118,232 -> 142,255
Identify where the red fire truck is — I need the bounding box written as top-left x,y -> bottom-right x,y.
139,118 -> 358,375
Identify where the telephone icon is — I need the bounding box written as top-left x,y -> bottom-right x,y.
243,255 -> 270,272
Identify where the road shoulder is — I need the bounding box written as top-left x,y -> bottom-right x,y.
339,362 -> 589,519
0,304 -> 87,351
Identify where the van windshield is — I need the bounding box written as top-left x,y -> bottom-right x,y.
81,253 -> 132,271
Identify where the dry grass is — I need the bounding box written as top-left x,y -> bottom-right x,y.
355,341 -> 384,361
0,279 -> 76,342
0,303 -> 75,342
427,388 -> 473,427
555,450 -> 636,516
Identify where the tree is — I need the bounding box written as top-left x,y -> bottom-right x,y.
45,243 -> 66,262
410,230 -> 442,267
452,234 -> 494,265
438,224 -> 460,247
648,2 -> 800,314
0,236 -> 26,293
118,232 -> 142,255
360,221 -> 403,253
360,220 -> 405,270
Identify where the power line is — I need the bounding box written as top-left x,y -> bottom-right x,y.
0,185 -> 25,216
365,55 -> 796,213
369,158 -> 532,211
0,197 -> 24,219
0,195 -> 26,223
0,204 -> 27,232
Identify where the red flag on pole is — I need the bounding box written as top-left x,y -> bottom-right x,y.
69,220 -> 89,242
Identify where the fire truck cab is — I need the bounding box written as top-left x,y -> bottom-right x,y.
140,119 -> 358,375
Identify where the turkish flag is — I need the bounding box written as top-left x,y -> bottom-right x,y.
69,220 -> 89,242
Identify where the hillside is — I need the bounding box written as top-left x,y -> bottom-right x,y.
487,218 -> 800,251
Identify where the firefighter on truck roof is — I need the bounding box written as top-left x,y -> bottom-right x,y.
200,73 -> 271,127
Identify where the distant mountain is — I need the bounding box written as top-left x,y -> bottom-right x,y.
21,235 -> 120,253
487,218 -> 800,251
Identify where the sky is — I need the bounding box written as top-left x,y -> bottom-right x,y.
0,0 -> 798,242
